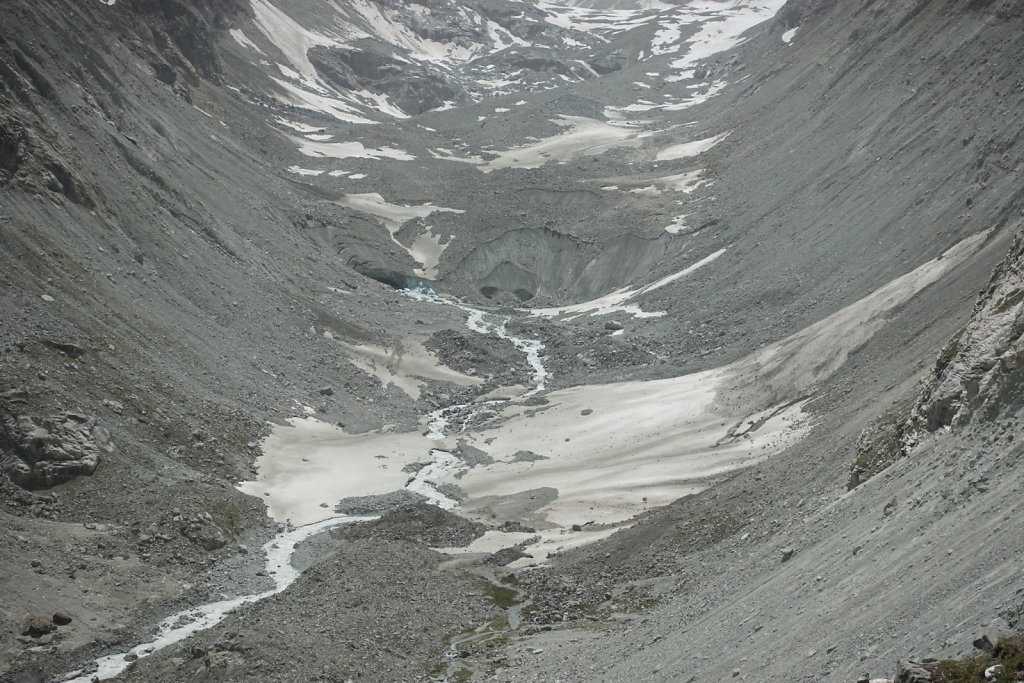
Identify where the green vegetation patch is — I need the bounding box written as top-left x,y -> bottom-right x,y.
922,636 -> 1024,682
484,583 -> 519,609
485,614 -> 510,631
205,498 -> 243,537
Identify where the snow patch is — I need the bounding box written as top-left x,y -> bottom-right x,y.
651,169 -> 708,193
292,137 -> 415,161
275,118 -> 325,133
287,166 -> 325,176
452,116 -> 654,172
665,215 -> 690,234
409,228 -> 451,279
338,339 -> 482,402
336,194 -> 462,231
532,249 -> 726,319
656,131 -> 730,161
229,29 -> 263,53
668,1 -> 787,73
335,193 -> 462,266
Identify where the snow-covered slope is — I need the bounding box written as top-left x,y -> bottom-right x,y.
224,0 -> 788,122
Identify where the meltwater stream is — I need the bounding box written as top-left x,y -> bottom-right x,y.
409,289 -> 550,440
64,291 -> 549,682
65,516 -> 373,682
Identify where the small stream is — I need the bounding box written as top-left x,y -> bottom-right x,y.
64,290 -> 549,682
443,570 -> 534,678
406,288 -> 549,396
65,516 -> 374,683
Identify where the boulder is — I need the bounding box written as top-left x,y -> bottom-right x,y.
485,546 -> 531,566
0,392 -> 106,489
20,614 -> 53,637
896,662 -> 932,683
588,54 -> 625,75
984,665 -> 1004,681
42,340 -> 86,359
181,513 -> 228,551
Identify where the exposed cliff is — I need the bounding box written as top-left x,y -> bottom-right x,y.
912,229 -> 1024,432
852,218 -> 1024,487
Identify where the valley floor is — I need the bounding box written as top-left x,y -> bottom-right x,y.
2,0 -> 1023,681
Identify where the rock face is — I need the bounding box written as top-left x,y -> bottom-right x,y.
309,46 -> 467,116
126,0 -> 253,83
909,231 -> 1024,436
449,228 -> 679,302
852,226 -> 1024,485
485,545 -> 531,566
0,391 -> 106,489
0,115 -> 96,208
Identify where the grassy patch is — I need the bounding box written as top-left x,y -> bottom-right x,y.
923,636 -> 1024,682
485,614 -> 510,631
484,583 -> 519,609
204,499 -> 243,537
475,631 -> 510,648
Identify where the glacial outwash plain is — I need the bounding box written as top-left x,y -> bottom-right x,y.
1,0 -> 1023,681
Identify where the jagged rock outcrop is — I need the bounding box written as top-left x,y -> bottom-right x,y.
391,0 -> 490,46
126,0 -> 252,83
395,0 -> 571,43
907,231 -> 1024,435
0,390 -> 107,489
0,115 -> 95,206
309,46 -> 467,115
297,0 -> 590,116
851,226 -> 1024,487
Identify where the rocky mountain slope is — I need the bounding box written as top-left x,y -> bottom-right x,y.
1,0 -> 1022,681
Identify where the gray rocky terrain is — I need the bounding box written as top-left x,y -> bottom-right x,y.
1,0 -> 1023,681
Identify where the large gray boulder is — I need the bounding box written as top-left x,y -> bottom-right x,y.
0,390 -> 108,489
